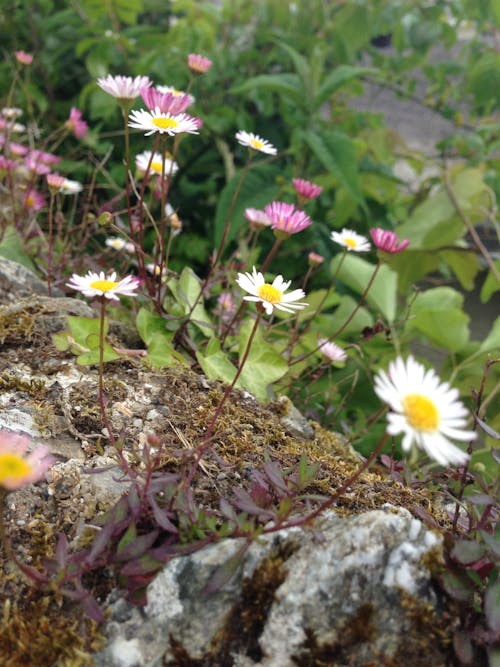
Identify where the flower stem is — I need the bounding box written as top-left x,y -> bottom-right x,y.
97,297 -> 116,446
184,309 -> 263,485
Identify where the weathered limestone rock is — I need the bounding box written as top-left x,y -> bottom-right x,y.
95,506 -> 447,667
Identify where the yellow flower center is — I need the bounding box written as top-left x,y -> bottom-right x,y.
402,394 -> 439,432
151,160 -> 163,174
152,117 -> 179,130
344,237 -> 357,249
250,138 -> 264,150
258,284 -> 282,304
90,279 -> 119,292
0,453 -> 31,484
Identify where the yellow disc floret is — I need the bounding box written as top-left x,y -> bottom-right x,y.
90,279 -> 119,292
250,138 -> 264,150
258,283 -> 283,304
0,453 -> 31,485
344,237 -> 357,249
402,394 -> 439,432
152,117 -> 179,130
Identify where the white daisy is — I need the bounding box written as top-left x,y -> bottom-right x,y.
60,178 -> 83,195
128,108 -> 201,137
330,228 -> 371,252
374,356 -> 475,466
318,339 -> 347,363
236,266 -> 307,315
97,75 -> 151,101
105,237 -> 135,253
66,271 -> 140,301
235,131 -> 277,155
135,150 -> 178,177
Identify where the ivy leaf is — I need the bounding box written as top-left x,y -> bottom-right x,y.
331,253 -> 398,322
407,287 -> 470,352
168,267 -> 212,336
238,320 -> 288,401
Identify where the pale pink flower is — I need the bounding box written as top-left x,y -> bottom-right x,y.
308,252 -> 324,266
97,75 -> 152,101
217,293 -> 236,321
293,178 -> 323,200
15,51 -> 33,65
370,227 -> 409,254
188,53 -> 212,74
265,201 -> 312,235
0,432 -> 54,491
66,107 -> 88,139
140,87 -> 193,115
23,189 -> 46,212
244,208 -> 271,230
0,156 -> 15,171
28,149 -> 60,166
318,339 -> 347,363
5,141 -> 29,157
46,173 -> 67,191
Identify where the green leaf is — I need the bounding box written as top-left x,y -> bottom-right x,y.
303,129 -> 364,206
136,308 -> 166,345
408,287 -> 470,352
275,40 -> 312,98
324,295 -> 373,336
395,168 -> 487,250
146,333 -> 188,369
214,164 -> 278,248
485,579 -> 500,633
52,316 -> 120,365
478,317 -> 500,354
480,259 -> 500,302
384,250 -> 439,293
315,65 -> 375,106
230,73 -> 304,105
196,338 -> 237,386
237,320 -> 288,401
331,254 -> 397,322
439,249 -> 481,291
0,226 -> 36,271
168,267 -> 212,336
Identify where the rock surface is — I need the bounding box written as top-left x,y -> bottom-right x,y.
94,506 -> 448,667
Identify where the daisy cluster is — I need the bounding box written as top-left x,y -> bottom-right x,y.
0,98 -> 86,227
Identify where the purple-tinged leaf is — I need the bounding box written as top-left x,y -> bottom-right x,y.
16,560 -> 50,584
86,520 -> 117,563
116,529 -> 160,562
263,461 -> 289,494
55,533 -> 69,568
81,594 -> 106,623
148,494 -> 179,533
484,579 -> 500,633
441,571 -> 475,602
475,415 -> 500,440
120,553 -> 164,577
480,529 -> 500,557
219,497 -> 237,521
412,504 -> 440,529
450,539 -> 485,565
468,494 -> 497,506
453,630 -> 474,664
232,488 -> 275,519
204,543 -> 249,594
491,449 -> 500,464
